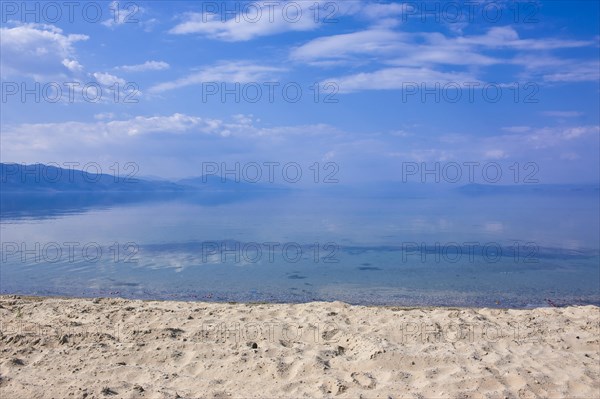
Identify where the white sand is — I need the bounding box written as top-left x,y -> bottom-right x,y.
0,295 -> 598,398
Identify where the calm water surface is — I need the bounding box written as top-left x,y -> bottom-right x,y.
1,189 -> 598,307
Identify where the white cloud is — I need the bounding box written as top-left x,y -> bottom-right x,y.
509,55 -> 599,83
291,25 -> 597,90
117,60 -> 170,72
293,26 -> 591,68
456,26 -> 593,50
92,72 -> 126,87
0,112 -> 346,181
542,61 -> 600,82
62,59 -> 84,72
169,1 -> 325,41
2,114 -> 213,153
149,61 -> 284,93
386,33 -> 499,67
1,113 -> 338,149
328,67 -> 478,93
0,23 -> 88,79
382,124 -> 599,180
2,114 -> 597,184
167,1 -> 420,41
562,126 -> 597,140
291,29 -> 404,63
360,2 -> 412,19
109,114 -> 208,136
503,125 -> 599,144
503,125 -> 600,149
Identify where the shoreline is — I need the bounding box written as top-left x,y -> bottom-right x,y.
1,295 -> 599,398
3,290 -> 598,310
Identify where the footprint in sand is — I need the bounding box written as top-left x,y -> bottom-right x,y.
351,371 -> 376,389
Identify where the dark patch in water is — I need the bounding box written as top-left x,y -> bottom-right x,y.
114,282 -> 140,287
358,266 -> 382,271
288,274 -> 307,280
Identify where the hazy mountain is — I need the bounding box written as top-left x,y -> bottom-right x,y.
0,163 -> 285,193
178,175 -> 290,192
0,163 -> 290,220
0,163 -> 184,192
457,183 -> 600,196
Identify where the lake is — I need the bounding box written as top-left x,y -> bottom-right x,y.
1,187 -> 599,308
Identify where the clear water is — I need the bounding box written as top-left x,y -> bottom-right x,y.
1,189 -> 598,308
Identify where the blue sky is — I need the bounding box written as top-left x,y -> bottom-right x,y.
1,0 -> 599,184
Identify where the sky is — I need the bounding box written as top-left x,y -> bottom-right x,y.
1,0 -> 599,185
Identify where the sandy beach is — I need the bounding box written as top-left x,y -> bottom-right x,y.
0,295 -> 598,399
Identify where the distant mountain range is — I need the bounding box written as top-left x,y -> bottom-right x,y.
0,163 -> 282,193
1,163 -> 598,196
0,163 -> 292,219
456,183 -> 600,196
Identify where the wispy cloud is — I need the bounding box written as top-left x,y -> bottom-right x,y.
169,1 -> 323,41
328,67 -> 479,93
117,61 -> 170,72
542,61 -> 600,82
542,111 -> 584,118
455,26 -> 593,50
291,29 -> 405,63
1,113 -> 338,147
149,61 -> 285,93
293,25 -> 598,90
502,125 -> 600,149
1,114 -> 219,156
167,1 -> 420,41
292,26 -> 592,65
